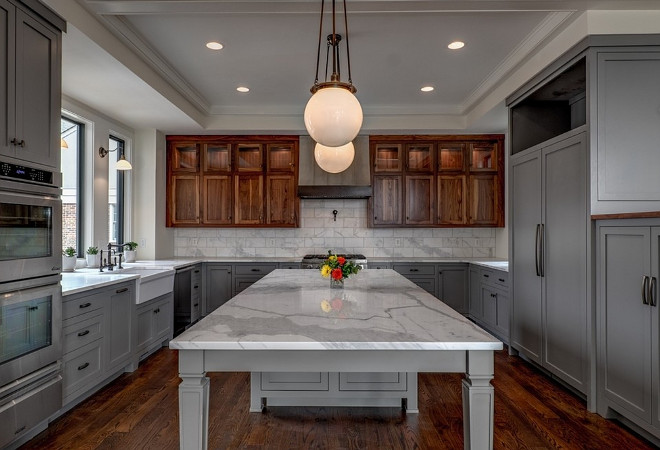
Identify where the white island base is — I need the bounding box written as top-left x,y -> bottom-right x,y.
250,371 -> 419,412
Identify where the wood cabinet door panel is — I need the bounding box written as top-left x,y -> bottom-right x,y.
468,174 -> 500,226
170,175 -> 199,225
373,143 -> 402,172
405,175 -> 434,225
267,143 -> 295,172
372,176 -> 402,226
234,175 -> 263,224
438,175 -> 466,225
406,143 -> 433,172
203,175 -> 232,224
469,142 -> 498,171
203,143 -> 230,172
237,143 -> 263,171
170,142 -> 199,172
438,142 -> 466,171
266,175 -> 296,225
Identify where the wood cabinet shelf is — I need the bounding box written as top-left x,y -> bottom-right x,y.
369,135 -> 504,228
167,135 -> 299,228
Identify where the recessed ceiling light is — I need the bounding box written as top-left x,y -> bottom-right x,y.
421,86 -> 434,92
236,86 -> 250,93
448,41 -> 465,50
206,41 -> 224,50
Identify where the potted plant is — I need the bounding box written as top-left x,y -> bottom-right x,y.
86,246 -> 100,268
62,247 -> 76,272
123,241 -> 138,262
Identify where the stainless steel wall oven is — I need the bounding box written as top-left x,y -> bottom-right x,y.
0,160 -> 63,447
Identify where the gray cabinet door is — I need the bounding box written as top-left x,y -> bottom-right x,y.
469,267 -> 482,320
595,52 -> 660,214
106,284 -> 133,373
652,227 -> 660,431
599,226 -> 652,424
14,9 -> 60,168
542,133 -> 588,391
511,150 -> 543,364
204,264 -> 232,315
438,264 -> 468,314
0,1 -> 13,161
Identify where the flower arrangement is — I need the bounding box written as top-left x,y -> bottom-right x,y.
320,250 -> 361,287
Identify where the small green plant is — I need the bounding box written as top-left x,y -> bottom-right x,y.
86,246 -> 99,255
62,247 -> 76,257
124,241 -> 138,251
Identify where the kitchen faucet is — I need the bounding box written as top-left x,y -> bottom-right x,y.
99,243 -> 125,272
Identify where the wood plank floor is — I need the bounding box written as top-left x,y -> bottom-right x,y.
21,348 -> 655,449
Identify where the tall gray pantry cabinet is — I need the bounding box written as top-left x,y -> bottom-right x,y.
597,224 -> 660,439
510,130 -> 589,395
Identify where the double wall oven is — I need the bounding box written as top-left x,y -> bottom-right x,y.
0,161 -> 63,448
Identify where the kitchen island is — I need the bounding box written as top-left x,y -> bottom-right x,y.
170,269 -> 502,450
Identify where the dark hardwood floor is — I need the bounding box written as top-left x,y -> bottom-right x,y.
21,348 -> 655,449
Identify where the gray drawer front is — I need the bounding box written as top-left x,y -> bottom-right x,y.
192,265 -> 202,283
234,264 -> 277,276
63,291 -> 105,320
261,372 -> 329,391
392,264 -> 435,276
370,263 -> 391,270
279,263 -> 301,269
63,341 -> 103,399
492,270 -> 509,289
63,313 -> 103,355
339,372 -> 407,391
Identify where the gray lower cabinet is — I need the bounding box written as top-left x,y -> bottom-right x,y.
204,264 -> 232,315
136,293 -> 173,361
597,224 -> 660,439
62,281 -> 136,405
233,263 -> 277,296
469,266 -> 509,343
251,371 -> 417,411
437,264 -> 468,314
510,129 -> 589,394
392,263 -> 436,295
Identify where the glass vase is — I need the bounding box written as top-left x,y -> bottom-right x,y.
330,278 -> 344,289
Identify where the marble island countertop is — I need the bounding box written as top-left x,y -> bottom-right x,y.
170,269 -> 502,351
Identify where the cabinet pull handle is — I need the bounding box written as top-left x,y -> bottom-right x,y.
650,277 -> 657,307
194,270 -> 200,273
28,306 -> 39,311
78,330 -> 90,337
438,271 -> 443,275
194,303 -> 199,307
410,268 -> 418,272
251,268 -> 260,272
14,425 -> 26,435
483,274 -> 489,278
540,223 -> 545,277
154,308 -> 160,314
535,224 -> 541,277
194,285 -> 199,289
490,293 -> 497,298
80,302 -> 92,309
116,287 -> 129,293
78,362 -> 90,371
10,138 -> 25,147
642,276 -> 649,305
498,278 -> 505,282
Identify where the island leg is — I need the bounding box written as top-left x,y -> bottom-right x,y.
179,350 -> 210,450
462,350 -> 495,450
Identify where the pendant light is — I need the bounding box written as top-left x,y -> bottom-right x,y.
304,0 -> 362,149
314,141 -> 355,173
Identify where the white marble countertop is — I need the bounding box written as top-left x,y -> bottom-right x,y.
170,269 -> 502,352
61,271 -> 138,296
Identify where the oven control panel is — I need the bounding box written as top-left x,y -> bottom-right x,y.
0,161 -> 54,184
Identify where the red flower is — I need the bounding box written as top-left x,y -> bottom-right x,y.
331,268 -> 343,280
337,256 -> 346,265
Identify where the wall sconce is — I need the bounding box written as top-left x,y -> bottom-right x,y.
99,146 -> 132,170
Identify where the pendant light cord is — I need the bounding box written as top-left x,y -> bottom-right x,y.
314,0 -> 325,85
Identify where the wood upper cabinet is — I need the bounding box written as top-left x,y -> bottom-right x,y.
266,175 -> 297,225
438,175 -> 467,225
167,136 -> 299,228
406,143 -> 434,172
203,175 -> 232,224
369,135 -> 504,228
372,176 -> 403,226
235,175 -> 263,225
405,175 -> 434,225
169,175 -> 200,225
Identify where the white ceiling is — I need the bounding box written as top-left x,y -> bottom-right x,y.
44,0 -> 660,135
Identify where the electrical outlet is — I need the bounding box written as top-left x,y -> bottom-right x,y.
140,238 -> 146,248
394,238 -> 401,247
269,238 -> 276,247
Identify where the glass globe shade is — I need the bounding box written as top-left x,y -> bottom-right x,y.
304,87 -> 363,148
314,142 -> 355,174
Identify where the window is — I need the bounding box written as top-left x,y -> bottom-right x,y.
108,135 -> 125,244
61,117 -> 83,256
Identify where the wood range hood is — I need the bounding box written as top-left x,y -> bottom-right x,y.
297,136 -> 372,199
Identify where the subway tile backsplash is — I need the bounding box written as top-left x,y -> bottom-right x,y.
174,199 -> 496,258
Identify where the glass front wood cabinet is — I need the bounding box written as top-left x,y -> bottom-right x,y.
369,135 -> 504,228
167,136 -> 299,228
